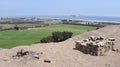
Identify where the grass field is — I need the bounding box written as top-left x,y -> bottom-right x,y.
0,24 -> 96,48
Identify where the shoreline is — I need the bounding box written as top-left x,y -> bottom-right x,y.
42,18 -> 120,23
0,16 -> 120,23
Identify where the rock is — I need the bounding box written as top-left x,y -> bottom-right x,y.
44,59 -> 51,63
2,57 -> 10,61
33,54 -> 39,59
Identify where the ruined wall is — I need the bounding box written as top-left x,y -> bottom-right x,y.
75,36 -> 115,56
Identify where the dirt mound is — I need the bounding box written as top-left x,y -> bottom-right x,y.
0,25 -> 120,67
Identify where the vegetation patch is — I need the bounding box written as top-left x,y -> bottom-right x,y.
41,31 -> 72,43
0,24 -> 96,48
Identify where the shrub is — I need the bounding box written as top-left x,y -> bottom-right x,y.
52,32 -> 63,42
14,26 -> 19,30
62,31 -> 72,40
40,31 -> 72,43
41,36 -> 53,43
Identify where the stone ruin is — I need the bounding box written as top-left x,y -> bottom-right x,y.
12,49 -> 51,63
75,36 -> 115,56
12,49 -> 41,59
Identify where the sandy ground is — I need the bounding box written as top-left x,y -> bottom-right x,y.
0,25 -> 120,67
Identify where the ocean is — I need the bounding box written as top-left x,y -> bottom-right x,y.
2,15 -> 120,23
38,16 -> 120,23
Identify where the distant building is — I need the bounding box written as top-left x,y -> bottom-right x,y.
75,36 -> 115,56
71,14 -> 80,17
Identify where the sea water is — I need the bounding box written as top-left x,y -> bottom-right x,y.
38,16 -> 120,23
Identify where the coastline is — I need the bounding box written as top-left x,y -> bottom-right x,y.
0,15 -> 120,23
39,17 -> 120,23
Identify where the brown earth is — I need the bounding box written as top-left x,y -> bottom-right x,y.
0,25 -> 120,67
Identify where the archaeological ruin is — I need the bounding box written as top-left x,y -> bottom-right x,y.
12,49 -> 41,59
75,36 -> 115,56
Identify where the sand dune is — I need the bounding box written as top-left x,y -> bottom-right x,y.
0,25 -> 120,67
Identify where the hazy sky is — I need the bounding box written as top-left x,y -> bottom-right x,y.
0,0 -> 120,17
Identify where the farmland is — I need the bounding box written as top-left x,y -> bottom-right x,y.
0,24 -> 96,48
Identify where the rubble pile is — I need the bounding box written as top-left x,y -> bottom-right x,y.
12,49 -> 41,60
75,36 -> 116,56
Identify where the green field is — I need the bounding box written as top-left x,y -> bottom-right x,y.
0,24 -> 96,48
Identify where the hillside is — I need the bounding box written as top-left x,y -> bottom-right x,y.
0,25 -> 120,67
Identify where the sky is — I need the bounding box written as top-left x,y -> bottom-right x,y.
0,0 -> 120,17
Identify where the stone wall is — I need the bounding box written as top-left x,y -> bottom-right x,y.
75,36 -> 115,56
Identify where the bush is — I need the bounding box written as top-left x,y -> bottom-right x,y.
52,31 -> 72,42
40,31 -> 72,43
41,36 -> 53,43
62,31 -> 72,40
52,32 -> 63,42
14,26 -> 19,30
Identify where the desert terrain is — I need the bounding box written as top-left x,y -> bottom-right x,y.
0,25 -> 120,67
